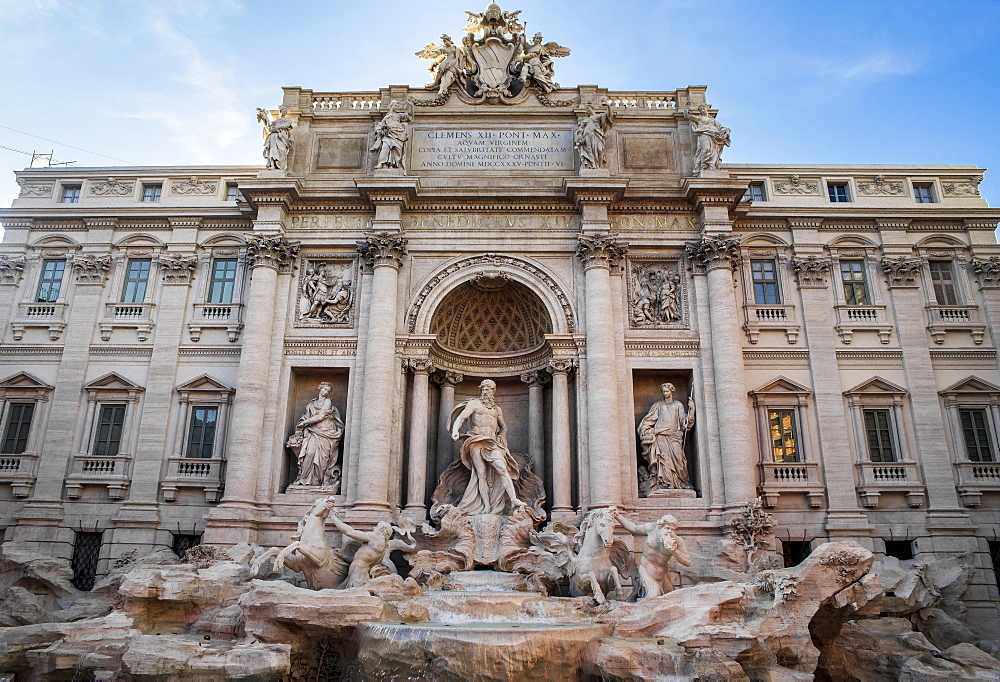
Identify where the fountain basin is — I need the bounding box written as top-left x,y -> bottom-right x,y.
415,590 -> 591,623
355,620 -> 611,681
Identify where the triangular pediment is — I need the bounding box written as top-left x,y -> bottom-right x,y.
176,374 -> 234,392
84,372 -> 143,391
0,371 -> 54,391
844,376 -> 907,396
749,376 -> 812,396
939,376 -> 1000,396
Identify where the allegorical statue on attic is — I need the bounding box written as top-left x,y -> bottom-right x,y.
682,103 -> 731,175
515,32 -> 570,93
370,100 -> 413,170
415,35 -> 466,96
256,106 -> 294,170
574,103 -> 614,170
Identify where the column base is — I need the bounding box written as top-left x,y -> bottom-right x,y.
401,506 -> 428,523
203,503 -> 266,546
550,506 -> 577,523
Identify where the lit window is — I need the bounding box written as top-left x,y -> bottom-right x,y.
225,184 -> 240,202
1,402 -> 35,454
142,184 -> 162,202
208,259 -> 238,304
750,259 -> 781,304
959,408 -> 995,462
840,260 -> 868,305
120,259 -> 151,303
863,409 -> 898,462
913,184 -> 935,203
92,404 -> 126,456
768,409 -> 799,462
35,259 -> 66,302
60,185 -> 81,203
744,182 -> 766,202
828,182 -> 850,202
929,261 -> 959,305
186,406 -> 218,459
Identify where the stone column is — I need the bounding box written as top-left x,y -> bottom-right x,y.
577,233 -> 628,508
352,232 -> 408,514
521,370 -> 548,483
434,371 -> 463,480
404,358 -> 434,517
548,358 -> 577,518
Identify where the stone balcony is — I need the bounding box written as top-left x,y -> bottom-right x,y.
758,460 -> 825,508
954,460 -> 1000,507
925,305 -> 986,345
11,301 -> 68,341
855,460 -> 925,508
188,302 -> 243,342
0,452 -> 38,497
100,302 -> 155,342
834,305 -> 892,345
64,455 -> 131,500
743,304 -> 800,344
161,457 -> 225,503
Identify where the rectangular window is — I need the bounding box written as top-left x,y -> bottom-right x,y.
1,402 -> 35,454
768,409 -> 800,462
92,404 -> 126,456
864,409 -> 898,462
913,184 -> 935,203
840,260 -> 869,305
751,259 -> 781,304
207,259 -> 238,304
60,185 -> 81,203
828,182 -> 850,202
929,261 -> 959,305
959,408 -> 995,462
744,182 -> 766,202
71,531 -> 103,591
172,533 -> 203,558
225,183 -> 240,202
782,540 -> 812,568
120,258 -> 151,303
141,184 -> 162,202
186,406 -> 218,459
35,259 -> 65,302
989,541 -> 1000,596
884,540 -> 914,561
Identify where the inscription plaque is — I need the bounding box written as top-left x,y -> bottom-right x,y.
411,129 -> 574,171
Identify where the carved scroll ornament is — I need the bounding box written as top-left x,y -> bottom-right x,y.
943,176 -> 982,197
857,175 -> 904,196
772,175 -> 819,195
90,177 -> 134,197
880,256 -> 925,287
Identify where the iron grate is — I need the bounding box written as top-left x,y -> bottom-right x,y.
172,533 -> 202,558
71,531 -> 103,591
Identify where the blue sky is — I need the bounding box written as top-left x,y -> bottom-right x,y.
1,0 -> 998,214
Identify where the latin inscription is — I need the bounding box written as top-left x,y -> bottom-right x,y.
411,129 -> 574,170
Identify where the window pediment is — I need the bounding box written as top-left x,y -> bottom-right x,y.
844,376 -> 907,396
0,371 -> 54,392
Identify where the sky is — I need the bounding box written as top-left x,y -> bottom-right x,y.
1,0 -> 998,218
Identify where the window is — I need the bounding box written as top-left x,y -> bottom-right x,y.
141,184 -> 162,202
60,184 -> 81,203
92,404 -> 126,456
207,259 -> 238,304
186,406 -> 218,458
913,184 -> 935,203
840,260 -> 869,305
172,533 -> 202,558
989,541 -> 1000,595
750,259 -> 781,304
744,182 -> 766,202
884,540 -> 914,561
827,182 -> 850,202
71,531 -> 103,591
35,259 -> 65,302
120,259 -> 151,303
1,402 -> 35,455
959,408 -> 995,462
864,409 -> 898,462
782,541 -> 812,567
225,183 -> 240,202
929,261 -> 959,305
768,409 -> 800,462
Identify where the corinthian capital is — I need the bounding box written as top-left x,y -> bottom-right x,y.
245,234 -> 300,271
547,357 -> 578,374
576,233 -> 628,269
685,235 -> 741,271
0,255 -> 26,285
358,231 -> 408,268
72,255 -> 112,285
789,256 -> 833,288
880,256 -> 925,287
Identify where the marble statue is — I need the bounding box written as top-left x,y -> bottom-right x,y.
630,266 -> 681,326
256,106 -> 294,170
450,379 -> 527,514
615,511 -> 691,598
681,104 -> 730,174
638,383 -> 695,494
326,512 -> 415,588
300,263 -> 353,323
416,35 -> 465,96
253,497 -> 347,590
516,32 -> 570,92
573,103 -> 613,170
286,383 -> 343,489
370,100 -> 413,170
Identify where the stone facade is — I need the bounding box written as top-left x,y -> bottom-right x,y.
1,78 -> 999,631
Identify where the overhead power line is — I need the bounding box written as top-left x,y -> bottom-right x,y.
0,124 -> 135,165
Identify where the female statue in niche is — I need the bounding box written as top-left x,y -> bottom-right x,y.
287,382 -> 344,490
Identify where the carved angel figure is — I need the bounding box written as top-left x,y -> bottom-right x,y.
370,100 -> 413,170
574,103 -> 613,170
416,35 -> 465,96
256,106 -> 294,170
681,104 -> 731,174
516,33 -> 570,92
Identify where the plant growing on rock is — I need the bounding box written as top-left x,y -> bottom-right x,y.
728,497 -> 775,573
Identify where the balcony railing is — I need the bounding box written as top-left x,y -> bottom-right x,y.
759,461 -> 824,507
65,454 -> 131,499
12,302 -> 68,340
925,305 -> 986,345
189,302 -> 243,342
954,460 -> 1000,507
162,456 -> 224,503
856,460 -> 924,508
100,302 -> 155,341
0,452 -> 38,497
834,305 -> 892,345
743,304 -> 800,344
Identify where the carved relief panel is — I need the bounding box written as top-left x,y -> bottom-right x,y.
626,259 -> 686,329
295,257 -> 357,328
